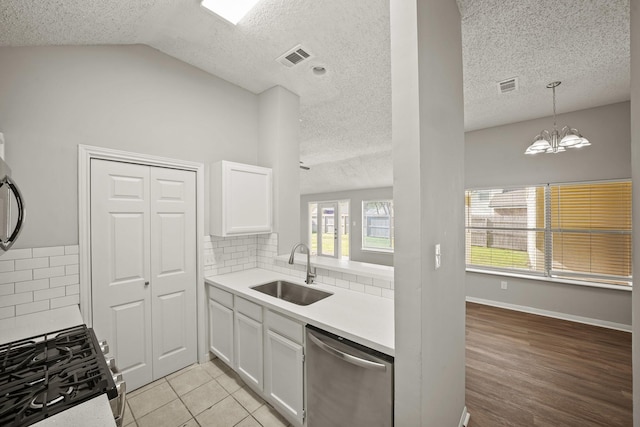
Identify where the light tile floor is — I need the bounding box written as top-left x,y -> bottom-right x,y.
123,358 -> 292,427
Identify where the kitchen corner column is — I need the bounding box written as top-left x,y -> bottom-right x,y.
258,86 -> 301,255
390,0 -> 466,426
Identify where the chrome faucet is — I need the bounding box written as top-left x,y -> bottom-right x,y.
288,242 -> 316,284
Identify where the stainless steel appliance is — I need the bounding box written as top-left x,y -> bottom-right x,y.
306,325 -> 394,427
0,325 -> 126,426
0,156 -> 25,251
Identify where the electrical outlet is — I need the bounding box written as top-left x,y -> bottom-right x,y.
501,281 -> 508,290
435,244 -> 441,269
204,254 -> 216,265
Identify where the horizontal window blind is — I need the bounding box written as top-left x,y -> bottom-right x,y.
465,181 -> 632,286
549,181 -> 632,284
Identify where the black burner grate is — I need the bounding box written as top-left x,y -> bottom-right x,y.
0,325 -> 116,426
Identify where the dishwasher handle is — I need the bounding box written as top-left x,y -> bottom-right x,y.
308,332 -> 387,371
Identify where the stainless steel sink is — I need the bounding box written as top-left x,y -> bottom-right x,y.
251,280 -> 332,306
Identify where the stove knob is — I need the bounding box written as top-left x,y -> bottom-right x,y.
99,340 -> 109,355
105,357 -> 116,371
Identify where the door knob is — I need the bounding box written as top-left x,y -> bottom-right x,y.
144,281 -> 149,286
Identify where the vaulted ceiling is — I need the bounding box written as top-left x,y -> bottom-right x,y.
0,0 -> 630,194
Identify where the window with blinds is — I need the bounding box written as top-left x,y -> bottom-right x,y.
465,180 -> 632,286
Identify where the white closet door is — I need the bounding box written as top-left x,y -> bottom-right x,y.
91,159 -> 153,390
150,167 -> 197,378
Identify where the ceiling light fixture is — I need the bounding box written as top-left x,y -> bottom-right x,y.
200,0 -> 263,25
524,81 -> 590,155
312,66 -> 326,76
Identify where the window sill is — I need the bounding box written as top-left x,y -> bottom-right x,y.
466,268 -> 632,292
361,248 -> 394,254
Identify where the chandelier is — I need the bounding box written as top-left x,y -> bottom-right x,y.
524,81 -> 590,155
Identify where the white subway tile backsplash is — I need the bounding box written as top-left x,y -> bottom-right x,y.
0,283 -> 15,295
0,269 -> 33,285
15,279 -> 49,293
15,257 -> 49,271
50,275 -> 79,288
0,292 -> 33,308
32,246 -> 65,258
49,254 -> 79,267
33,266 -> 66,280
0,306 -> 15,319
16,300 -> 50,316
64,245 -> 79,255
373,279 -> 392,289
34,287 -> 66,301
50,295 -> 79,309
335,278 -> 350,289
356,275 -> 374,285
0,248 -> 32,260
0,260 -> 14,272
66,284 -> 80,296
364,285 -> 382,297
1,245 -> 81,319
349,282 -> 366,293
343,273 -> 357,282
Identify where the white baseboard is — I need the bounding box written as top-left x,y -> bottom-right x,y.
466,297 -> 632,332
458,406 -> 470,427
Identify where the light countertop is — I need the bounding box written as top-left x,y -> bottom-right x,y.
33,394 -> 116,427
205,268 -> 394,356
0,305 -> 84,345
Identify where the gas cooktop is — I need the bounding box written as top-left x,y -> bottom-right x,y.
0,325 -> 117,426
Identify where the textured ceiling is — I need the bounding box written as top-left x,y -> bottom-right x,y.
0,0 -> 630,194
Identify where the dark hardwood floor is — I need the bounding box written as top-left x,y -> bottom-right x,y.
465,302 -> 632,427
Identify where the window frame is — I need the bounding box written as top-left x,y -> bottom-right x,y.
465,179 -> 632,288
361,200 -> 394,253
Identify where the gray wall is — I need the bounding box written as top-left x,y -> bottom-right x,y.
0,45 -> 259,248
391,0 -> 466,424
630,0 -> 639,422
300,187 -> 393,266
466,101 -> 631,188
466,101 -> 632,327
258,86 -> 301,255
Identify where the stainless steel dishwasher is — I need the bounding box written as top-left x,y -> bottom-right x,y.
306,325 -> 394,427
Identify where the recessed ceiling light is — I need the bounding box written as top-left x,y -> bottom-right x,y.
200,0 -> 263,25
312,66 -> 326,76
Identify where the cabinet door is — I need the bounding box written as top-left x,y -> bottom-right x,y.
235,312 -> 263,391
208,297 -> 234,367
265,330 -> 304,426
211,161 -> 272,236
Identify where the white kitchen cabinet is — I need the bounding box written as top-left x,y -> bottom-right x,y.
208,287 -> 234,368
234,297 -> 263,391
210,161 -> 272,236
264,310 -> 305,426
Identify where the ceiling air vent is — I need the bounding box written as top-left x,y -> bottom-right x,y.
498,77 -> 518,94
277,45 -> 313,68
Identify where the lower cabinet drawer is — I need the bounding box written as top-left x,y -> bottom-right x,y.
266,310 -> 304,344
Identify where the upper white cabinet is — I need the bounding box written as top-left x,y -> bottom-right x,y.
211,161 -> 272,236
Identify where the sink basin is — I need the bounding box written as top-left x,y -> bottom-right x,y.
251,280 -> 332,306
